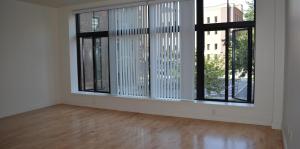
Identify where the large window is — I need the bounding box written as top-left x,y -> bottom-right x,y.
76,1 -> 182,100
75,0 -> 255,103
76,11 -> 110,93
109,5 -> 150,97
195,0 -> 256,103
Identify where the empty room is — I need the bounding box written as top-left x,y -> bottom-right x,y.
0,0 -> 298,148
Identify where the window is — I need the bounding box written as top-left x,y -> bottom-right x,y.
92,17 -> 99,31
75,0 -> 255,103
76,11 -> 110,93
76,1 -> 182,99
207,54 -> 210,60
109,5 -> 150,97
149,2 -> 181,99
196,0 -> 256,103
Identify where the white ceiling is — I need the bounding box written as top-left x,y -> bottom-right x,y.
18,0 -> 105,8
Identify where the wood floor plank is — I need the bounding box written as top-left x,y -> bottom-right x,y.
0,104 -> 283,149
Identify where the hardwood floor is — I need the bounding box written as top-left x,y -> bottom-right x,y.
0,105 -> 283,149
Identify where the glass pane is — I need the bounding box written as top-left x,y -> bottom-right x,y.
81,38 -> 94,90
79,39 -> 84,91
228,0 -> 255,22
194,31 -> 197,99
95,38 -> 110,92
204,30 -> 226,100
229,28 -> 249,102
79,12 -> 93,33
93,11 -> 108,32
251,28 -> 255,102
204,0 -> 227,24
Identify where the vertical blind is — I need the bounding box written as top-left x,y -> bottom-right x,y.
109,5 -> 150,97
150,1 -> 181,99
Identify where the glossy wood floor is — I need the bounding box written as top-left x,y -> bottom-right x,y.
0,105 -> 283,149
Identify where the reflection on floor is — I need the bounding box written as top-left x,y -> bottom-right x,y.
0,104 -> 283,149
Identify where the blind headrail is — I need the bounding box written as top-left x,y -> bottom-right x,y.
72,0 -> 189,14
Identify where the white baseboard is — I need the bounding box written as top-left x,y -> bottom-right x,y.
282,129 -> 288,149
63,94 -> 275,126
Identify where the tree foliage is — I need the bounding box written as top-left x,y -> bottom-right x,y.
230,1 -> 255,77
244,0 -> 255,21
205,56 -> 225,95
229,30 -> 249,77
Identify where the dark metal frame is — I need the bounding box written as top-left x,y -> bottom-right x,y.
195,0 -> 256,103
231,28 -> 254,103
76,13 -> 111,93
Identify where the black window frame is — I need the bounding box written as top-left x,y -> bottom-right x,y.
76,13 -> 111,93
195,0 -> 256,103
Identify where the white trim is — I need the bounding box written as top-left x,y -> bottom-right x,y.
72,2 -> 147,14
282,129 -> 288,149
72,0 -> 192,14
72,91 -> 255,108
148,0 -> 191,5
271,0 -> 285,130
180,0 -> 195,100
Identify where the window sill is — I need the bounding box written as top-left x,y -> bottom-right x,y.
190,100 -> 255,108
72,91 -> 255,108
73,91 -> 110,96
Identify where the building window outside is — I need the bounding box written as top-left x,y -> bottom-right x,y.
92,17 -> 99,31
214,16 -> 218,23
215,43 -> 218,50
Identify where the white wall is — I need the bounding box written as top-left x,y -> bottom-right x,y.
283,0 -> 300,148
57,0 -> 285,128
0,0 -> 60,118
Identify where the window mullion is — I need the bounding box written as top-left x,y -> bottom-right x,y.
180,0 -> 195,100
196,0 -> 205,100
225,29 -> 229,102
76,14 -> 82,91
92,37 -> 97,92
247,27 -> 253,103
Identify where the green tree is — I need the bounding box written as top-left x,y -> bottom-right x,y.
244,0 -> 255,21
229,30 -> 249,77
229,1 -> 255,77
205,56 -> 225,95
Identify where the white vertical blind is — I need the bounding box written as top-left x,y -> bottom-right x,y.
150,1 -> 181,100
109,5 -> 150,97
